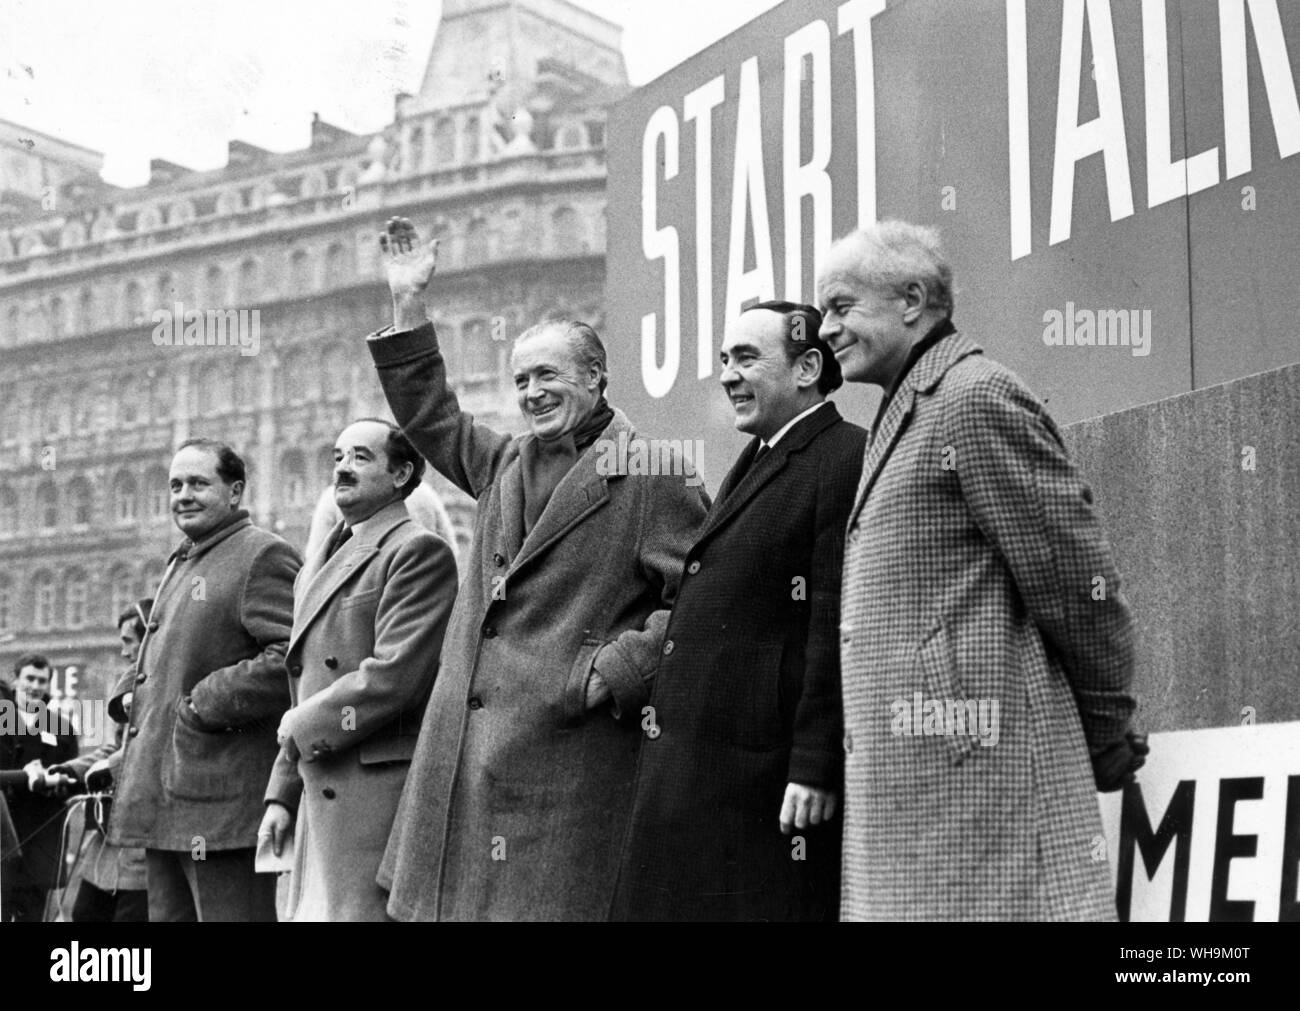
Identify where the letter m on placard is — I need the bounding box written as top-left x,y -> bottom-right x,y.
1116,780 -> 1196,922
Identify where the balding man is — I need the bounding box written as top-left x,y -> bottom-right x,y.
612,301 -> 866,922
362,217 -> 708,921
818,221 -> 1146,921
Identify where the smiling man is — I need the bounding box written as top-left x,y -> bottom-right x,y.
259,419 -> 456,921
108,439 -> 300,921
362,217 -> 708,921
818,221 -> 1145,921
612,301 -> 866,921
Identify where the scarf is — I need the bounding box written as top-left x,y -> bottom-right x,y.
519,397 -> 614,534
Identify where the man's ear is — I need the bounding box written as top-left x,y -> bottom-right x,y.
229,480 -> 245,506
795,347 -> 824,390
901,281 -> 927,325
390,462 -> 414,493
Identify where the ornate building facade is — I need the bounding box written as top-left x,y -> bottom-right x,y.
0,0 -> 627,704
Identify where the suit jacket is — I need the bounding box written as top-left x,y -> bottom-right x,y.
0,681 -> 79,890
839,330 -> 1137,921
368,322 -> 709,921
612,401 -> 867,921
108,512 -> 301,850
264,498 -> 457,921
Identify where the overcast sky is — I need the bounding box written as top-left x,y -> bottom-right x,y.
0,0 -> 785,187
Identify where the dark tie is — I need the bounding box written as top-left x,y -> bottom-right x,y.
326,526 -> 353,560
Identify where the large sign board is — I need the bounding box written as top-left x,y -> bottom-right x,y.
606,0 -> 1300,490
1101,722 -> 1300,922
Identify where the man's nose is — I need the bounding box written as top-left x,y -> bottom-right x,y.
819,317 -> 839,342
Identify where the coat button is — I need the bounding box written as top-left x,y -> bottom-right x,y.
493,552 -> 505,567
844,732 -> 854,754
468,696 -> 483,710
135,673 -> 146,685
322,787 -> 336,799
147,621 -> 159,632
128,726 -> 139,738
324,656 -> 338,669
686,561 -> 700,575
482,625 -> 497,639
662,640 -> 675,656
289,664 -> 303,678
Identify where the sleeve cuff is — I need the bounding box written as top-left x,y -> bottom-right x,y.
365,321 -> 438,367
594,642 -> 650,723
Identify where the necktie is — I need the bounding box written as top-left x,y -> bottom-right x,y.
327,526 -> 353,560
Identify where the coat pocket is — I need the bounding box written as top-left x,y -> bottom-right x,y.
163,710 -> 262,802
916,619 -> 977,766
561,639 -> 604,728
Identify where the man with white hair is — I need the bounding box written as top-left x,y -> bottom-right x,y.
817,220 -> 1147,921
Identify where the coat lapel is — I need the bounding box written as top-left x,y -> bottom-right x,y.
290,501 -> 410,650
497,449 -> 526,562
847,331 -> 983,528
506,410 -> 631,577
698,402 -> 841,545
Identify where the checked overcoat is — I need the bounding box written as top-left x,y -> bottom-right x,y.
612,402 -> 867,921
839,330 -> 1137,921
367,322 -> 709,921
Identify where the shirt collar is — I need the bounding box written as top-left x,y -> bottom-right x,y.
762,400 -> 829,451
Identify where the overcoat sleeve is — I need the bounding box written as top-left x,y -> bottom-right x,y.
283,534 -> 459,759
593,469 -> 710,722
189,538 -> 301,730
367,322 -> 512,500
949,370 -> 1136,752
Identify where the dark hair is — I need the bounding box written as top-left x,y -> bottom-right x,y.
744,300 -> 843,394
515,320 -> 609,394
13,652 -> 51,678
352,418 -> 426,499
177,437 -> 246,486
117,598 -> 154,641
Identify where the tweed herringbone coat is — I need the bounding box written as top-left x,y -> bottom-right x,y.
612,402 -> 866,921
367,323 -> 709,921
264,499 -> 457,921
839,331 -> 1137,921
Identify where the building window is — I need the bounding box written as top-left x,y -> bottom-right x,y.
67,477 -> 92,526
108,566 -> 135,625
324,242 -> 350,287
290,249 -> 311,291
33,572 -> 56,630
459,318 -> 496,382
552,206 -> 584,254
282,450 -> 308,508
464,218 -> 489,266
433,118 -> 456,164
407,124 -> 424,173
144,467 -> 170,520
124,281 -> 144,324
36,480 -> 58,530
65,570 -> 88,629
463,117 -> 480,162
0,578 -> 12,634
49,296 -> 67,338
78,287 -> 95,334
239,258 -> 259,301
206,265 -> 226,307
113,472 -> 138,524
0,486 -> 15,534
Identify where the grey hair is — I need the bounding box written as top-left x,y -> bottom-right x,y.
836,220 -> 954,318
513,319 -> 609,394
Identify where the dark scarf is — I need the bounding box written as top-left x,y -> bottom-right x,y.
520,398 -> 614,534
870,318 -> 957,440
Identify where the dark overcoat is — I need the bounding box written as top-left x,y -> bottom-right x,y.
368,322 -> 709,921
612,402 -> 867,921
108,512 -> 300,851
265,499 -> 457,921
0,681 -> 78,891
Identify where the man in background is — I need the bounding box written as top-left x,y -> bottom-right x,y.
0,654 -> 78,921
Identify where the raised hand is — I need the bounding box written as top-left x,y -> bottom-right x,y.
379,217 -> 439,331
